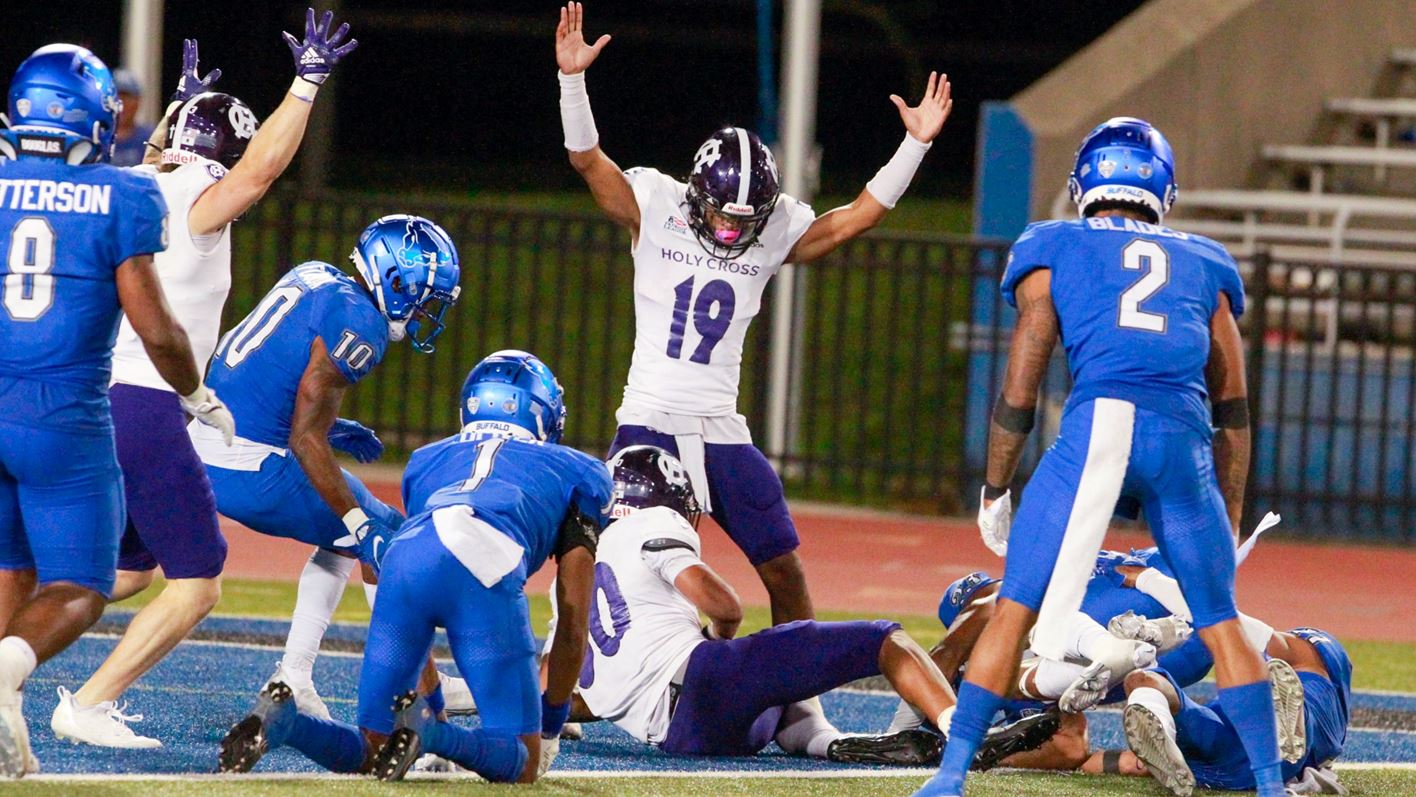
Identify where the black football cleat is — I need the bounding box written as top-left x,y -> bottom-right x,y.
827,728 -> 943,766
218,681 -> 294,773
971,706 -> 1062,771
372,691 -> 433,782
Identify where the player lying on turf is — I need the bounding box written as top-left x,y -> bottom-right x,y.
556,2 -> 951,626
545,445 -> 1057,767
220,351 -> 611,784
52,14 -> 358,750
0,43 -> 233,779
191,213 -> 461,717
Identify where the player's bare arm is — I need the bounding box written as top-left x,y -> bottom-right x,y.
116,254 -> 200,397
1206,292 -> 1249,535
556,2 -> 639,233
190,12 -> 356,235
985,269 -> 1058,493
288,337 -> 361,517
674,563 -> 743,640
786,71 -> 952,264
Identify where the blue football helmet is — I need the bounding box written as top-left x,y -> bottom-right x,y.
2,44 -> 121,164
937,571 -> 999,630
460,350 -> 566,444
1068,116 -> 1177,223
350,214 -> 461,353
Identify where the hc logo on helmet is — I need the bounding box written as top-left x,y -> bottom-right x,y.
1067,116 -> 1178,224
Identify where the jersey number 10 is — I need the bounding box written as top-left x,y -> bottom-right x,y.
1118,240 -> 1169,333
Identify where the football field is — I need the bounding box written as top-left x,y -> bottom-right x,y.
8,578 -> 1416,796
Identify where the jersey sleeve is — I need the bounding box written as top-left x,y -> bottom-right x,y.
316,291 -> 389,384
1210,249 -> 1246,318
1001,222 -> 1061,308
572,456 -> 615,527
624,167 -> 668,216
774,193 -> 817,254
113,170 -> 170,264
639,511 -> 704,585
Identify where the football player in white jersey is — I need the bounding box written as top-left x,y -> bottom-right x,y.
49,15 -> 365,748
554,3 -> 953,625
555,446 -> 1056,766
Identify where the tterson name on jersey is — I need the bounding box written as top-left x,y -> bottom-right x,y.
0,178 -> 112,215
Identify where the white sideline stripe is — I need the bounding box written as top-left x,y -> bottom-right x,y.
1031,398 -> 1135,661
23,763 -> 1416,782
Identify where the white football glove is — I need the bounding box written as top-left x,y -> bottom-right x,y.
537,733 -> 560,779
181,385 -> 234,446
978,486 -> 1012,557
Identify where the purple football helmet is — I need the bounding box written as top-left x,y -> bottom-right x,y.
607,445 -> 702,527
161,91 -> 258,171
685,127 -> 780,259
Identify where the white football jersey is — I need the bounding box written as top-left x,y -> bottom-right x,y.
620,168 -> 816,417
111,161 -> 231,392
578,506 -> 708,744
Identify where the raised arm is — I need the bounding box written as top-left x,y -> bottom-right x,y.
786,72 -> 952,264
1206,292 -> 1249,536
675,562 -> 743,641
555,2 -> 639,233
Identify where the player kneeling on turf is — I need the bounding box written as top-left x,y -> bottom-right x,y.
557,445 -> 1054,766
218,351 -> 611,783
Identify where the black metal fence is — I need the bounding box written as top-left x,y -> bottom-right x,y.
231,192 -> 1416,541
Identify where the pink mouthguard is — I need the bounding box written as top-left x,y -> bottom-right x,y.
714,229 -> 742,244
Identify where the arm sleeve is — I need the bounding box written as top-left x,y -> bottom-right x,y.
317,296 -> 388,385
639,514 -> 704,584
1133,567 -> 1193,622
114,171 -> 170,264
1000,223 -> 1055,309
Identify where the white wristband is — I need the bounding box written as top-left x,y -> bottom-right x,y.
558,71 -> 599,153
289,77 -> 319,103
865,133 -> 932,209
342,507 -> 370,536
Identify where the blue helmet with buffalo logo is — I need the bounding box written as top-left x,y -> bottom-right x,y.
460,350 -> 566,444
350,214 -> 461,353
1068,116 -> 1177,224
685,126 -> 780,260
2,44 -> 121,164
937,571 -> 999,630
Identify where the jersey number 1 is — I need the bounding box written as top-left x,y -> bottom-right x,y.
1118,240 -> 1169,333
3,218 -> 57,322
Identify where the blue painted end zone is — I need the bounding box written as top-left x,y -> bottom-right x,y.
23,619 -> 1416,775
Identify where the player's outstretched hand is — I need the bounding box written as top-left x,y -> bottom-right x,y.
890,71 -> 953,144
182,385 -> 235,446
977,485 -> 1011,557
328,418 -> 383,463
556,2 -> 611,75
284,7 -> 358,86
172,39 -> 222,103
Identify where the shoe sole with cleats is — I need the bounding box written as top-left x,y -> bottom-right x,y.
1123,703 -> 1194,797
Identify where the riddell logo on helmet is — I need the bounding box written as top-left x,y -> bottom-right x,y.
721,202 -> 754,215
161,149 -> 208,166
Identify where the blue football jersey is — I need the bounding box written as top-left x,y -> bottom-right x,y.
207,261 -> 389,447
0,158 -> 167,433
400,431 -> 614,574
1002,218 -> 1244,435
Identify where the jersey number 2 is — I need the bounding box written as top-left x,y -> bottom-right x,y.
1118,240 -> 1169,333
3,218 -> 56,322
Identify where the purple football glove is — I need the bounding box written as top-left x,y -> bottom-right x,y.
328,418 -> 383,463
283,8 -> 358,85
172,39 -> 222,103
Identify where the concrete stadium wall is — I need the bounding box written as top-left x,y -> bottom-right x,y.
976,0 -> 1415,233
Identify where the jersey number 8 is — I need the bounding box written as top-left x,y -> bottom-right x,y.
3,218 -> 57,322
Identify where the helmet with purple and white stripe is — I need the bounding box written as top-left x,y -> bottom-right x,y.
685,127 -> 780,260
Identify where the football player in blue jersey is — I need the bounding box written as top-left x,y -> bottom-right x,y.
218,351 -> 611,784
190,213 -> 460,717
916,118 -> 1287,797
0,44 -> 234,777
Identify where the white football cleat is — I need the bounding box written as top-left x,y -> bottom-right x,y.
438,671 -> 476,716
1109,611 -> 1193,653
0,690 -> 31,779
1268,658 -> 1308,763
1124,701 -> 1194,797
265,662 -> 330,721
411,752 -> 464,773
560,721 -> 583,741
50,687 -> 161,749
1058,660 -> 1113,713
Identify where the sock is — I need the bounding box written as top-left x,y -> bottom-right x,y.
774,700 -> 842,758
282,549 -> 355,675
1023,658 -> 1087,701
284,712 -> 368,773
363,582 -> 377,609
1127,687 -> 1176,737
0,637 -> 38,698
426,685 -> 445,716
921,682 -> 1003,794
1239,613 -> 1275,652
425,723 -> 528,783
1219,681 -> 1284,797
886,698 -> 926,733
